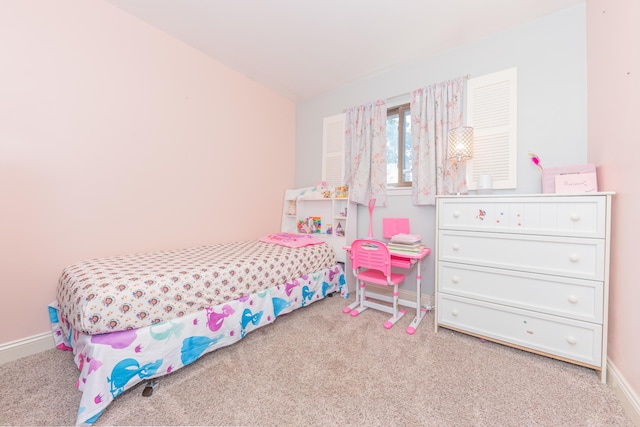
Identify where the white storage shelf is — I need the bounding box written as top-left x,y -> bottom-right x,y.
435,193 -> 613,383
281,189 -> 355,263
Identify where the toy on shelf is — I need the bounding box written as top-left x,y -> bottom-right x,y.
335,185 -> 349,199
335,222 -> 345,237
286,200 -> 296,216
310,217 -> 321,233
297,180 -> 332,200
297,217 -> 321,234
297,220 -> 311,234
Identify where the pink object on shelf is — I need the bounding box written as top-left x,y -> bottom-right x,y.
541,164 -> 597,193
555,173 -> 598,194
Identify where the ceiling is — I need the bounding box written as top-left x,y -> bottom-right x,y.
105,0 -> 584,102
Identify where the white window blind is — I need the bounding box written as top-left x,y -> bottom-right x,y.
466,68 -> 518,190
322,113 -> 346,187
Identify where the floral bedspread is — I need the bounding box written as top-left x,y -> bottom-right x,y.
49,264 -> 347,426
56,240 -> 337,336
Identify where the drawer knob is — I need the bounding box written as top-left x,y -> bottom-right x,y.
452,244 -> 460,251
453,211 -> 460,218
568,295 -> 579,304
570,213 -> 581,222
569,254 -> 580,262
451,275 -> 460,284
451,309 -> 459,316
567,336 -> 577,345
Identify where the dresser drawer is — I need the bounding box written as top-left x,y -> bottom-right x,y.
437,294 -> 602,367
438,262 -> 604,323
438,230 -> 605,281
437,196 -> 606,238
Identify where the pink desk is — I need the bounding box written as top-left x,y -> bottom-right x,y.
343,245 -> 431,334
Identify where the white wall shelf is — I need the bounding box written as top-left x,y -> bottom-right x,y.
281,188 -> 357,264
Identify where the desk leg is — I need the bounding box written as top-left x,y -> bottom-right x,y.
406,259 -> 428,334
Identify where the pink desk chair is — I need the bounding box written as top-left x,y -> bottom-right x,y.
347,239 -> 406,329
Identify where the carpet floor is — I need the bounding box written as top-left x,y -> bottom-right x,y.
0,294 -> 635,426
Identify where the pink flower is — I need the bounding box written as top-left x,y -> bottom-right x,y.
528,152 -> 543,172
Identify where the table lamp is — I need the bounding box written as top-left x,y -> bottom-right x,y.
447,126 -> 474,195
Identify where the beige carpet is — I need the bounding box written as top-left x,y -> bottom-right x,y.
0,294 -> 635,426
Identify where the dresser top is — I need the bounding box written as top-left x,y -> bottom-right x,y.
436,192 -> 615,199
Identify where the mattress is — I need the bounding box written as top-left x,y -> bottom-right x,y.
56,240 -> 337,336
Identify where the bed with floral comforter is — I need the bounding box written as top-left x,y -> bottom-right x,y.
49,237 -> 347,425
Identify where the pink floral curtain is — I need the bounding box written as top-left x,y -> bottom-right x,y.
410,77 -> 465,205
344,100 -> 387,206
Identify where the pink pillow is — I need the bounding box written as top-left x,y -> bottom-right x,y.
259,232 -> 325,248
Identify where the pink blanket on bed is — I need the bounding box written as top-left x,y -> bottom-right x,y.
259,232 -> 325,248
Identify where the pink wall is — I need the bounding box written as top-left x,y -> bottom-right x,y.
0,0 -> 295,344
586,0 -> 640,395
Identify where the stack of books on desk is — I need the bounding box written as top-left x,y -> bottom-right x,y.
388,233 -> 426,254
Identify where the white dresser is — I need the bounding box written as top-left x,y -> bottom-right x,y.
435,193 -> 613,382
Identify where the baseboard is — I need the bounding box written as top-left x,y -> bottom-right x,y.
399,289 -> 434,309
607,358 -> 640,426
0,332 -> 55,365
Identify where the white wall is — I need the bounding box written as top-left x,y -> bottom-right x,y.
295,5 -> 588,296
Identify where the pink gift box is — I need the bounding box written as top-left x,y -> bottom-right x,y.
541,164 -> 597,193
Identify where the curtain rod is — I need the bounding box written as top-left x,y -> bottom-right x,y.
386,74 -> 471,103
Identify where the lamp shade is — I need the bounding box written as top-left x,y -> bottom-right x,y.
447,126 -> 474,160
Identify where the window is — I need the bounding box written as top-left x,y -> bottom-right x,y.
321,67 -> 517,192
386,103 -> 412,187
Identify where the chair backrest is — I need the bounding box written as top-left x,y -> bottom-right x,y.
350,239 -> 392,277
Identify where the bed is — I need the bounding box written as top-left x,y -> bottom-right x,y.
48,234 -> 347,425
